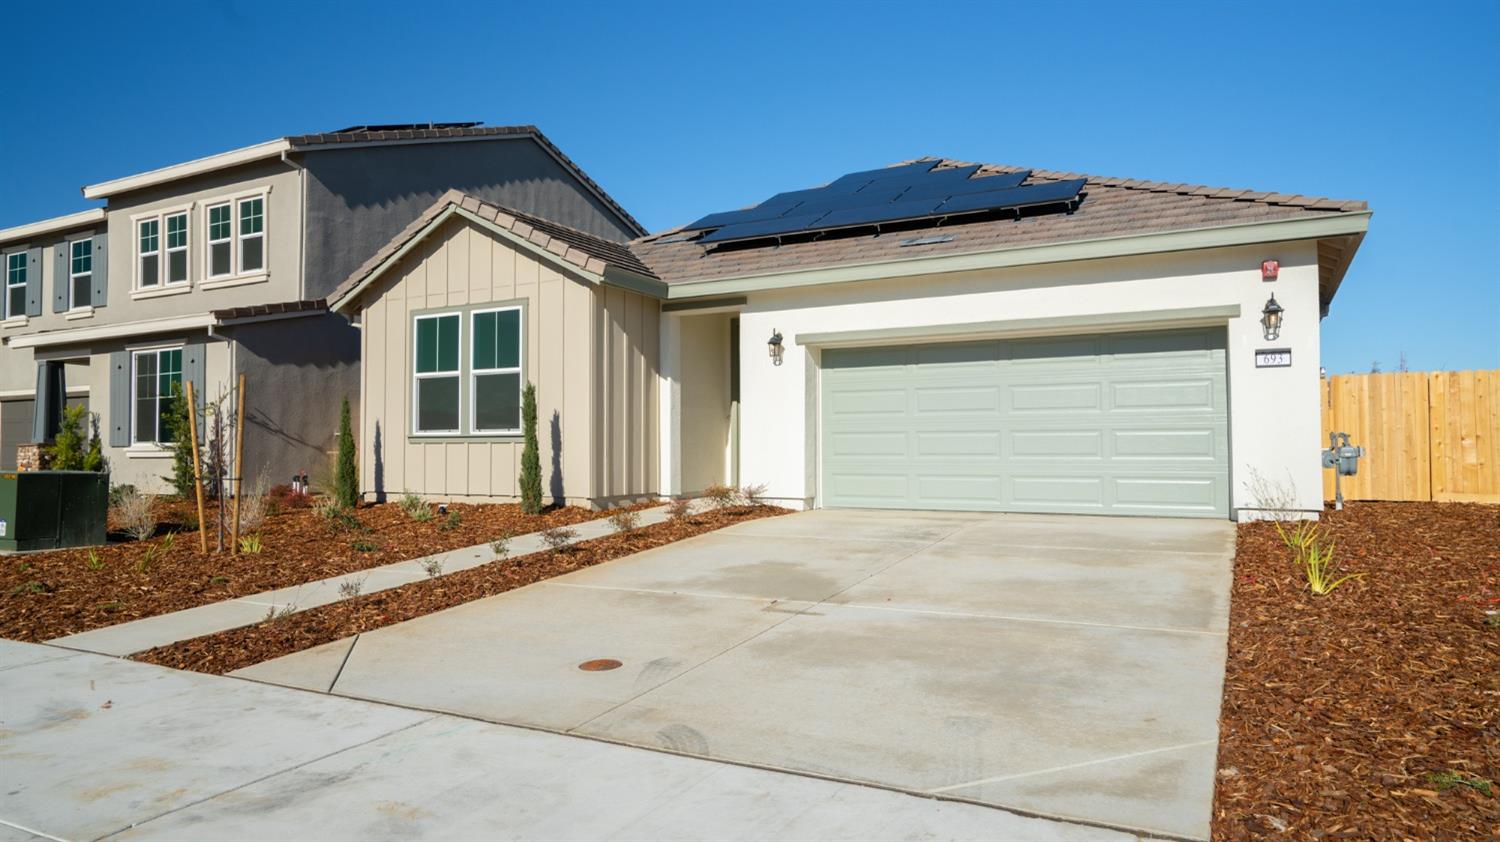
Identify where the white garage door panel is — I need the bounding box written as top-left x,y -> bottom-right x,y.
820,327 -> 1229,518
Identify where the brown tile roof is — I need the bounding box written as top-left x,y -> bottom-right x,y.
328,190 -> 659,311
286,124 -> 646,237
628,157 -> 1369,285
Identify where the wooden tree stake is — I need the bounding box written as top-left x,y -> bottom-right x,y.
231,374 -> 246,555
184,379 -> 208,554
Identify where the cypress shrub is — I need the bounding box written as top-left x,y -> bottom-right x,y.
519,382 -> 542,514
334,398 -> 358,508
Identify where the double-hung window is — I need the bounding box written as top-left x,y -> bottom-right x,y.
132,347 -> 182,445
207,203 -> 233,278
69,240 -> 92,308
165,212 -> 188,283
138,219 -> 160,287
470,307 -> 523,433
238,197 -> 264,273
412,313 -> 461,434
5,253 -> 27,319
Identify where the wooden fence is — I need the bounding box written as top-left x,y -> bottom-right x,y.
1321,369 -> 1498,503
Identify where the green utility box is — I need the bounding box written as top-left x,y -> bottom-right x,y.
0,471 -> 109,552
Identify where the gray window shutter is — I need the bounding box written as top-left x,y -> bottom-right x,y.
91,234 -> 108,308
53,244 -> 68,313
182,340 -> 206,413
109,351 -> 131,447
24,248 -> 42,316
31,364 -> 48,443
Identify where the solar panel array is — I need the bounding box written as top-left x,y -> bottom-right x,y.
684,162 -> 1086,245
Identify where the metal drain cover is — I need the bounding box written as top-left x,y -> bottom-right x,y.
578,658 -> 622,671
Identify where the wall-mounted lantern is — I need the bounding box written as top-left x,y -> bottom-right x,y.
1260,294 -> 1284,341
767,329 -> 784,366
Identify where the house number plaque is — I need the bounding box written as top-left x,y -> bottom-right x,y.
1255,348 -> 1292,368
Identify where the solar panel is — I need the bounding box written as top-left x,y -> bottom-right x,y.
897,169 -> 1029,201
935,179 -> 1086,214
686,202 -> 802,231
813,198 -> 947,230
697,212 -> 830,244
826,161 -> 937,189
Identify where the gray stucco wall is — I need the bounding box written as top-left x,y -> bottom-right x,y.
228,312 -> 360,491
299,137 -> 640,299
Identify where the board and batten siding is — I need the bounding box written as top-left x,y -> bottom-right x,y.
359,216 -> 658,505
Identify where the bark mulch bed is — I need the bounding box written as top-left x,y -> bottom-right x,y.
0,497 -> 617,642
134,504 -> 788,675
1214,501 -> 1499,840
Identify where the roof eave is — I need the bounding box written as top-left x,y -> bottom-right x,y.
660,211 -> 1373,299
82,139 -> 292,200
0,208 -> 107,245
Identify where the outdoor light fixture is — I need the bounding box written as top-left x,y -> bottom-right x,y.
1260,294 -> 1284,341
767,329 -> 784,366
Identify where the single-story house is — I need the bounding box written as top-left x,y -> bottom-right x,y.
329,158 -> 1369,519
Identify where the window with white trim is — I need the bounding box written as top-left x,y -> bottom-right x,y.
412,313 -> 461,434
69,240 -> 92,308
5,252 -> 26,319
165,212 -> 188,284
132,347 -> 182,444
238,196 -> 264,273
207,203 -> 232,278
138,218 -> 160,288
470,307 -> 523,433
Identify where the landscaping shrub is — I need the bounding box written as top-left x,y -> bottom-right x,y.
608,508 -> 641,533
703,483 -> 737,508
667,498 -> 693,520
399,491 -> 432,522
490,533 -> 511,558
539,525 -> 578,553
237,477 -> 270,534
266,483 -> 311,512
108,484 -> 138,508
112,488 -> 156,541
334,398 -> 358,509
238,534 -> 263,554
740,483 -> 769,506
163,382 -> 198,499
519,382 -> 542,514
48,405 -> 104,471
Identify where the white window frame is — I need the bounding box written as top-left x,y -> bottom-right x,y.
137,217 -> 160,288
469,305 -> 524,435
236,195 -> 265,275
411,311 -> 462,436
130,345 -> 184,446
164,210 -> 189,285
128,204 -> 192,295
68,239 -> 92,310
199,186 -> 271,287
4,252 -> 27,320
204,201 -> 233,279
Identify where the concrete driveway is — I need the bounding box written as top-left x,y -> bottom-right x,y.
240,509 -> 1235,840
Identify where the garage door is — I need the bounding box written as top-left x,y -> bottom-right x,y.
820,328 -> 1229,517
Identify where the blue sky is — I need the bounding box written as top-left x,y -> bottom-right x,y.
2,1 -> 1495,373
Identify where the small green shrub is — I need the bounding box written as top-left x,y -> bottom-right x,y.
85,549 -> 103,571
608,508 -> 641,533
399,492 -> 432,522
351,539 -> 380,553
334,398 -> 359,509
1286,525 -> 1363,595
438,510 -> 463,531
209,575 -> 229,585
238,534 -> 263,554
138,544 -> 159,573
10,581 -> 46,596
48,404 -> 104,471
490,533 -> 511,558
164,382 -> 197,498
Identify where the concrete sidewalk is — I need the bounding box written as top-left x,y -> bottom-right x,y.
47,505 -> 671,657
0,640 -> 1129,841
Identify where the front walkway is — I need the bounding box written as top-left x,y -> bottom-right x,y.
47,505 -> 671,657
237,509 -> 1235,840
0,640 -> 1126,841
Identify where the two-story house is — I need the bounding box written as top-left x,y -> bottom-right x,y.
0,123 -> 643,491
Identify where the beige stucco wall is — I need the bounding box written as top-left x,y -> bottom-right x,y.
357,216 -> 658,506
677,313 -> 731,494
